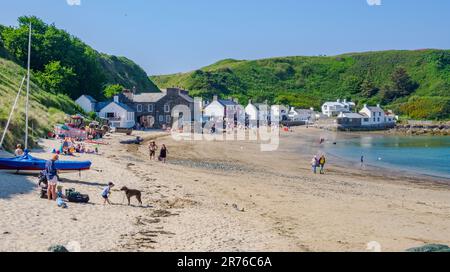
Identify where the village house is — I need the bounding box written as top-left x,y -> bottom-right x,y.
245,100 -> 271,127
203,95 -> 240,122
75,87 -> 194,129
288,107 -> 317,123
321,99 -> 356,117
75,95 -> 97,114
337,104 -> 396,130
97,98 -> 136,129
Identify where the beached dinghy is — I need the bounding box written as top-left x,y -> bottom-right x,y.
0,151 -> 91,172
0,23 -> 92,173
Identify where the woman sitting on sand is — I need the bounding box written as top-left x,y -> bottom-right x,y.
159,144 -> 168,163
14,144 -> 24,156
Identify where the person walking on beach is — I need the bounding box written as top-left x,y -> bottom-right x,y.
45,155 -> 59,201
319,155 -> 326,175
148,141 -> 158,160
311,156 -> 318,174
159,144 -> 168,163
101,182 -> 115,205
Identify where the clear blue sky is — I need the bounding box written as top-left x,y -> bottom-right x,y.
1,0 -> 449,75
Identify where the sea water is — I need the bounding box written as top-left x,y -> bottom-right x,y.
326,135 -> 450,179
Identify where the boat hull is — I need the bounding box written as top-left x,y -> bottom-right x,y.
0,153 -> 91,172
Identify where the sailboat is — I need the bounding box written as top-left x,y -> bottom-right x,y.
0,23 -> 91,172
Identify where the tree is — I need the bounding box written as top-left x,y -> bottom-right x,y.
360,73 -> 379,98
36,61 -> 77,94
342,75 -> 362,95
391,67 -> 419,97
103,84 -> 124,98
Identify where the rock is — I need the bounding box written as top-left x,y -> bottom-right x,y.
406,244 -> 450,252
48,245 -> 69,252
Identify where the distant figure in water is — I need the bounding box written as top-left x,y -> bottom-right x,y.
360,155 -> 364,168
319,155 -> 326,174
14,144 -> 24,156
319,138 -> 325,145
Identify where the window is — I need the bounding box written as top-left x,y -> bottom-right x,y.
364,118 -> 369,122
137,104 -> 143,112
373,118 -> 376,122
148,104 -> 154,112
164,104 -> 170,113
166,115 -> 171,124
377,118 -> 380,122
379,112 -> 382,117
106,112 -> 115,118
159,115 -> 164,122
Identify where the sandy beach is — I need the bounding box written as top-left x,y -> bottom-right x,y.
1,127 -> 449,252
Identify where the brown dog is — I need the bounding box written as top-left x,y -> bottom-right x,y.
120,186 -> 142,206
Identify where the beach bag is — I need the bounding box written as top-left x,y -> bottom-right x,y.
66,188 -> 90,203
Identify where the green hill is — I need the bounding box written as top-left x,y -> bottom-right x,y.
0,56 -> 82,151
152,50 -> 450,120
0,16 -> 159,101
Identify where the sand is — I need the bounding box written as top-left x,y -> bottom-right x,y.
1,128 -> 449,252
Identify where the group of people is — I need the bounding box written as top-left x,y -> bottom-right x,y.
148,141 -> 168,163
52,138 -> 98,156
311,155 -> 326,174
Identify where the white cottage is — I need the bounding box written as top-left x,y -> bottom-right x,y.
288,107 -> 316,123
75,95 -> 97,114
321,99 -> 356,117
359,104 -> 396,126
97,97 -> 135,128
204,96 -> 239,121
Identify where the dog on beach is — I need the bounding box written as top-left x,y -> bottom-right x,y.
120,186 -> 142,206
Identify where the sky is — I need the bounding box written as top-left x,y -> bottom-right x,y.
0,0 -> 449,75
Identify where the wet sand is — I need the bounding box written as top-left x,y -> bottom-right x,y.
1,128 -> 449,252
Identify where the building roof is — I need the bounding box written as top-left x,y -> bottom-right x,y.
218,99 -> 238,107
179,93 -> 194,103
77,95 -> 97,103
366,106 -> 383,112
339,112 -> 366,119
95,101 -> 111,112
132,92 -> 167,103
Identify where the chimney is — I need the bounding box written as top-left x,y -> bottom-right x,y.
344,99 -> 347,103
337,99 -> 341,103
233,98 -> 239,104
363,104 -> 368,108
248,99 -> 252,105
377,104 -> 381,108
113,95 -> 119,103
213,95 -> 218,101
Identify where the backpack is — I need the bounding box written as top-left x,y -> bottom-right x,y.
65,188 -> 90,203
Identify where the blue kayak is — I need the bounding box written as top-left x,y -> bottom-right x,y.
0,151 -> 91,172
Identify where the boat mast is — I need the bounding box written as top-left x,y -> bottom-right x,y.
0,76 -> 26,149
25,23 -> 31,150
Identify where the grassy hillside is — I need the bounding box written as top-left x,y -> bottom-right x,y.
152,50 -> 450,120
98,54 -> 159,93
0,16 -> 160,101
0,57 -> 82,151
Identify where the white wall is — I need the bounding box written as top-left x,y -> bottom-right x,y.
99,103 -> 135,128
245,104 -> 258,120
204,101 -> 225,119
75,96 -> 95,113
